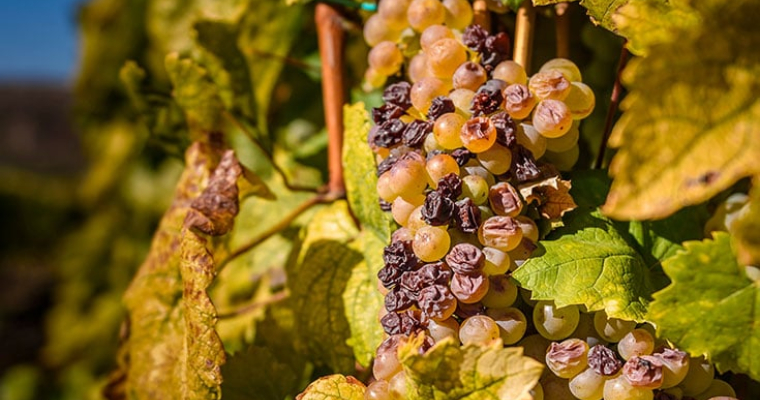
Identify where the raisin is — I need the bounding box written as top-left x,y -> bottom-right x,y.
384,287 -> 416,312
511,145 -> 542,182
402,119 -> 432,148
372,103 -> 406,125
383,82 -> 413,110
421,190 -> 455,226
435,173 -> 462,200
481,32 -> 510,71
445,243 -> 485,275
373,118 -> 406,148
418,285 -> 457,321
383,240 -> 421,271
462,24 -> 488,52
377,264 -> 403,289
491,111 -> 517,148
451,148 -> 475,166
471,81 -> 504,116
380,309 -> 428,336
588,344 -> 623,376
454,198 -> 481,234
427,96 -> 456,121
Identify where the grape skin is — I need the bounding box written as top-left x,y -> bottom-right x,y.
533,301 -> 580,341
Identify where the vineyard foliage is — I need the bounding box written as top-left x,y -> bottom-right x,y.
1,0 -> 758,399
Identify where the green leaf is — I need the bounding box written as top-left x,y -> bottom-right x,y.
733,180 -> 760,266
343,231 -> 385,367
165,53 -> 226,136
602,0 -> 760,220
577,0 -> 628,31
342,102 -> 393,242
287,201 -> 362,373
296,375 -> 366,400
647,232 -> 760,381
122,142 -> 236,399
398,336 -> 543,400
532,0 -> 566,6
612,0 -> 700,56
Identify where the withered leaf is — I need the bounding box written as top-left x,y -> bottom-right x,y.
519,176 -> 577,219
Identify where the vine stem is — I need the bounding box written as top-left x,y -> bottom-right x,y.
217,290 -> 290,319
473,0 -> 490,31
554,3 -> 570,59
514,0 -> 536,73
316,3 -> 347,198
216,192 -> 337,271
594,46 -> 629,169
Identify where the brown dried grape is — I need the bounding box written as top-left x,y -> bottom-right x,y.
450,147 -> 475,166
480,32 -> 510,71
488,182 -> 523,217
445,243 -> 485,275
454,301 -> 486,319
453,61 -> 487,91
478,216 -> 523,252
380,309 -> 428,335
383,240 -> 422,272
653,348 -> 690,388
453,198 -> 481,233
510,145 -> 542,183
403,119 -> 433,148
418,284 -> 457,321
435,173 -> 462,200
372,103 -> 406,125
528,70 -> 571,101
460,116 -> 497,153
462,24 -> 487,52
546,338 -> 589,379
427,96 -> 456,121
384,287 -> 416,312
503,83 -> 537,120
382,81 -> 413,110
378,264 -> 404,289
491,111 -> 517,148
450,272 -> 489,304
623,355 -> 664,389
421,190 -> 455,226
588,344 -> 623,376
470,81 -> 504,116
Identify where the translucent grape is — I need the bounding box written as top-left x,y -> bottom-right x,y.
693,380 -> 737,400
480,274 -> 517,308
478,216 -> 523,251
419,24 -> 454,52
486,307 -> 527,345
546,338 -> 589,379
364,14 -> 404,47
426,154 -> 460,187
388,153 -> 428,200
482,246 -> 511,275
618,329 -> 655,360
408,53 -> 429,83
529,70 -> 571,101
378,0 -> 412,30
388,371 -> 408,399
433,112 -> 466,149
365,67 -> 388,91
603,376 -> 654,400
593,310 -> 636,343
541,374 -> 577,400
539,58 -> 582,82
406,206 -> 426,232
514,215 -> 539,243
460,116 -> 498,153
427,317 -> 460,343
411,77 -> 449,115
442,0 -> 473,30
504,83 -> 537,120
532,99 -> 573,138
428,38 -> 467,79
449,88 -> 475,116
459,315 -> 500,345
368,41 -> 404,76
452,61 -> 487,91
460,162 -> 496,186
476,143 -> 512,175
568,368 -> 605,400
407,0 -> 446,32
545,121 -> 579,153
413,226 -> 451,261
377,170 -> 397,202
392,194 -> 426,226
544,145 -> 579,171
564,82 -> 596,119
654,348 -> 689,389
365,379 -> 392,400
373,350 -> 402,380
492,60 -> 528,85
533,301 -> 580,341
423,132 -> 445,154
516,122 -> 547,159
679,355 -> 714,396
460,174 -> 489,205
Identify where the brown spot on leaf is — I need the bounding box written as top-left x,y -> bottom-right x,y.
185,150 -> 242,235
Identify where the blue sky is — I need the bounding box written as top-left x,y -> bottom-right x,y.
0,0 -> 83,82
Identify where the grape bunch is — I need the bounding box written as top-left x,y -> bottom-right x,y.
359,1 -> 738,400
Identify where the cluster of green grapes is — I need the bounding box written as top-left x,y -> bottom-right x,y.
359,1 -> 738,400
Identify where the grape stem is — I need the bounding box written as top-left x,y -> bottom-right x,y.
594,45 -> 629,169
473,0 -> 490,31
217,289 -> 290,319
554,3 -> 570,59
316,3 -> 348,198
514,0 -> 536,73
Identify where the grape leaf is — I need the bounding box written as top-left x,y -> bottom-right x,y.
577,0 -> 627,31
612,0 -> 700,56
296,375 -> 366,400
733,179 -> 760,266
602,0 -> 760,220
165,53 -> 226,135
342,102 -> 394,242
398,335 -> 543,400
343,231 -> 385,367
122,142 -> 240,399
286,201 -> 362,373
647,232 -> 760,381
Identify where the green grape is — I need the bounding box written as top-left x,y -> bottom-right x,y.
453,61 -> 487,91
428,38 -> 467,79
546,338 -> 589,379
423,132 -> 445,154
427,317 -> 460,343
541,374 -> 577,400
528,70 -> 571,101
703,193 -> 750,235
519,287 -> 537,306
514,215 -> 539,243
413,226 -> 451,261
448,227 -> 480,247
603,376 -> 654,400
516,122 -> 547,159
365,379 -> 392,400
593,310 -> 636,343
433,112 -> 466,149
378,0 -> 411,30
459,315 -> 501,345
449,88 -> 475,116
655,348 -> 690,389
617,329 -> 655,360
539,58 -> 582,82
679,355 -> 714,396
442,0 -> 473,30
504,83 -> 537,120
406,206 -> 426,232
482,246 -> 511,275
419,24 -> 454,52
364,14 -> 403,47
426,153 -> 460,187
532,99 -> 573,138
571,312 -> 606,347
392,194 -> 426,226
533,301 -> 580,341
377,170 -> 397,202
368,41 -> 404,76
388,371 -> 408,399
364,67 -> 388,91
693,379 -> 737,400
388,153 -> 429,200
492,60 -> 528,85
461,116 -> 498,153
478,216 -> 523,252
477,143 -> 512,175
407,0 -> 446,32
408,53 -> 429,83
411,77 -> 449,114
391,227 -> 415,243
508,239 -> 536,264
545,121 -> 579,153
481,274 -> 518,308
568,368 -> 605,400
544,145 -> 579,171
373,351 -> 402,380
486,307 -> 527,345
460,174 -> 489,205
564,82 -> 596,119
461,162 -> 496,186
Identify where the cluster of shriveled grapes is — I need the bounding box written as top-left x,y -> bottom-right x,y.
360,1 -> 737,400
